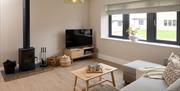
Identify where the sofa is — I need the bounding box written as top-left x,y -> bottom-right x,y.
120,60 -> 180,91
121,77 -> 180,91
121,77 -> 168,91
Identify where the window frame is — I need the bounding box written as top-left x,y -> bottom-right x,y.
177,11 -> 180,45
164,20 -> 167,26
108,11 -> 180,45
108,15 -> 129,39
129,13 -> 147,41
154,12 -> 179,45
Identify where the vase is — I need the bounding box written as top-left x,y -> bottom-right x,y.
129,35 -> 138,42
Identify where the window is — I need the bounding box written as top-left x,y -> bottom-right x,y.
173,20 -> 176,26
129,13 -> 147,40
110,14 -> 123,36
168,20 -> 172,26
139,19 -> 144,25
164,20 -> 167,26
156,12 -> 177,41
109,11 -> 180,45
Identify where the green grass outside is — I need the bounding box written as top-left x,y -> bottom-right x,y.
137,29 -> 176,40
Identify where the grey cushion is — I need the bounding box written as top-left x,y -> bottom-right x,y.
124,60 -> 165,69
121,77 -> 168,91
166,78 -> 180,91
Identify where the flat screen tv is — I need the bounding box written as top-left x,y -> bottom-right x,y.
66,29 -> 93,48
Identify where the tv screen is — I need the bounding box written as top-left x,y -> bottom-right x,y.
66,29 -> 93,48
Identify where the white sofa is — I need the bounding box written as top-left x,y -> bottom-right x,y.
121,60 -> 180,91
121,77 -> 168,91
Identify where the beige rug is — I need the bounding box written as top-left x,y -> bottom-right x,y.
74,75 -> 122,91
76,84 -> 120,91
90,84 -> 120,91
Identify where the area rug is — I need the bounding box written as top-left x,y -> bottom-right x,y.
90,84 -> 120,91
76,84 -> 120,91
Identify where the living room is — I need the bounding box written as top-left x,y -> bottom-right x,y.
0,0 -> 180,91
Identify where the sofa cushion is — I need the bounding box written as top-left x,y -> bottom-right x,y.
163,61 -> 180,85
168,52 -> 180,69
166,78 -> 180,91
168,52 -> 179,62
121,77 -> 168,91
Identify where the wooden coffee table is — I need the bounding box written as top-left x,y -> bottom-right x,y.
71,63 -> 117,91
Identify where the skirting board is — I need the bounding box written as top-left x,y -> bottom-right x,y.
97,53 -> 129,66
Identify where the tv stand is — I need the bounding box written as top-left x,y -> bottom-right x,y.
64,46 -> 96,60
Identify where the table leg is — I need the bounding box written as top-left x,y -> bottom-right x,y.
99,76 -> 102,81
111,72 -> 116,87
86,80 -> 89,91
98,76 -> 103,86
74,76 -> 77,91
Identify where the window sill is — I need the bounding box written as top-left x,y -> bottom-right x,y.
101,37 -> 180,49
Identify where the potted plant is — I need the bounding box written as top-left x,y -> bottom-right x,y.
126,27 -> 139,42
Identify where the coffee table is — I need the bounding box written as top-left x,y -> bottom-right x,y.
71,63 -> 117,91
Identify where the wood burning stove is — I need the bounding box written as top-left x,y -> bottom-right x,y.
19,0 -> 35,71
19,48 -> 35,71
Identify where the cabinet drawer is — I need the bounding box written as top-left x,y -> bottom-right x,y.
71,49 -> 84,59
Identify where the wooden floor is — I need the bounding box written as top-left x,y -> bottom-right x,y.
0,58 -> 124,91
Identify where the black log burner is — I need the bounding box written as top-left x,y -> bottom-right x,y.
19,0 -> 35,71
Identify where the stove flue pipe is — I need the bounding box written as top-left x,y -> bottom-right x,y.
23,0 -> 30,48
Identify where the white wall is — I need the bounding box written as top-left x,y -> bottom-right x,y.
0,0 -> 2,64
0,0 -> 23,65
0,0 -> 88,65
89,0 -> 180,64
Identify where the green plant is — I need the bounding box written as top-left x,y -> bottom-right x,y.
126,27 -> 139,36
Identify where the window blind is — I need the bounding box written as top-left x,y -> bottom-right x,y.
106,0 -> 180,14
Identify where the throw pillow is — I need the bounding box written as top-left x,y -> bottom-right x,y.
168,52 -> 180,69
166,78 -> 180,91
171,58 -> 180,69
163,62 -> 180,86
168,52 -> 179,61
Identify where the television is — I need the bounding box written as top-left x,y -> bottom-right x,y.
66,29 -> 93,48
